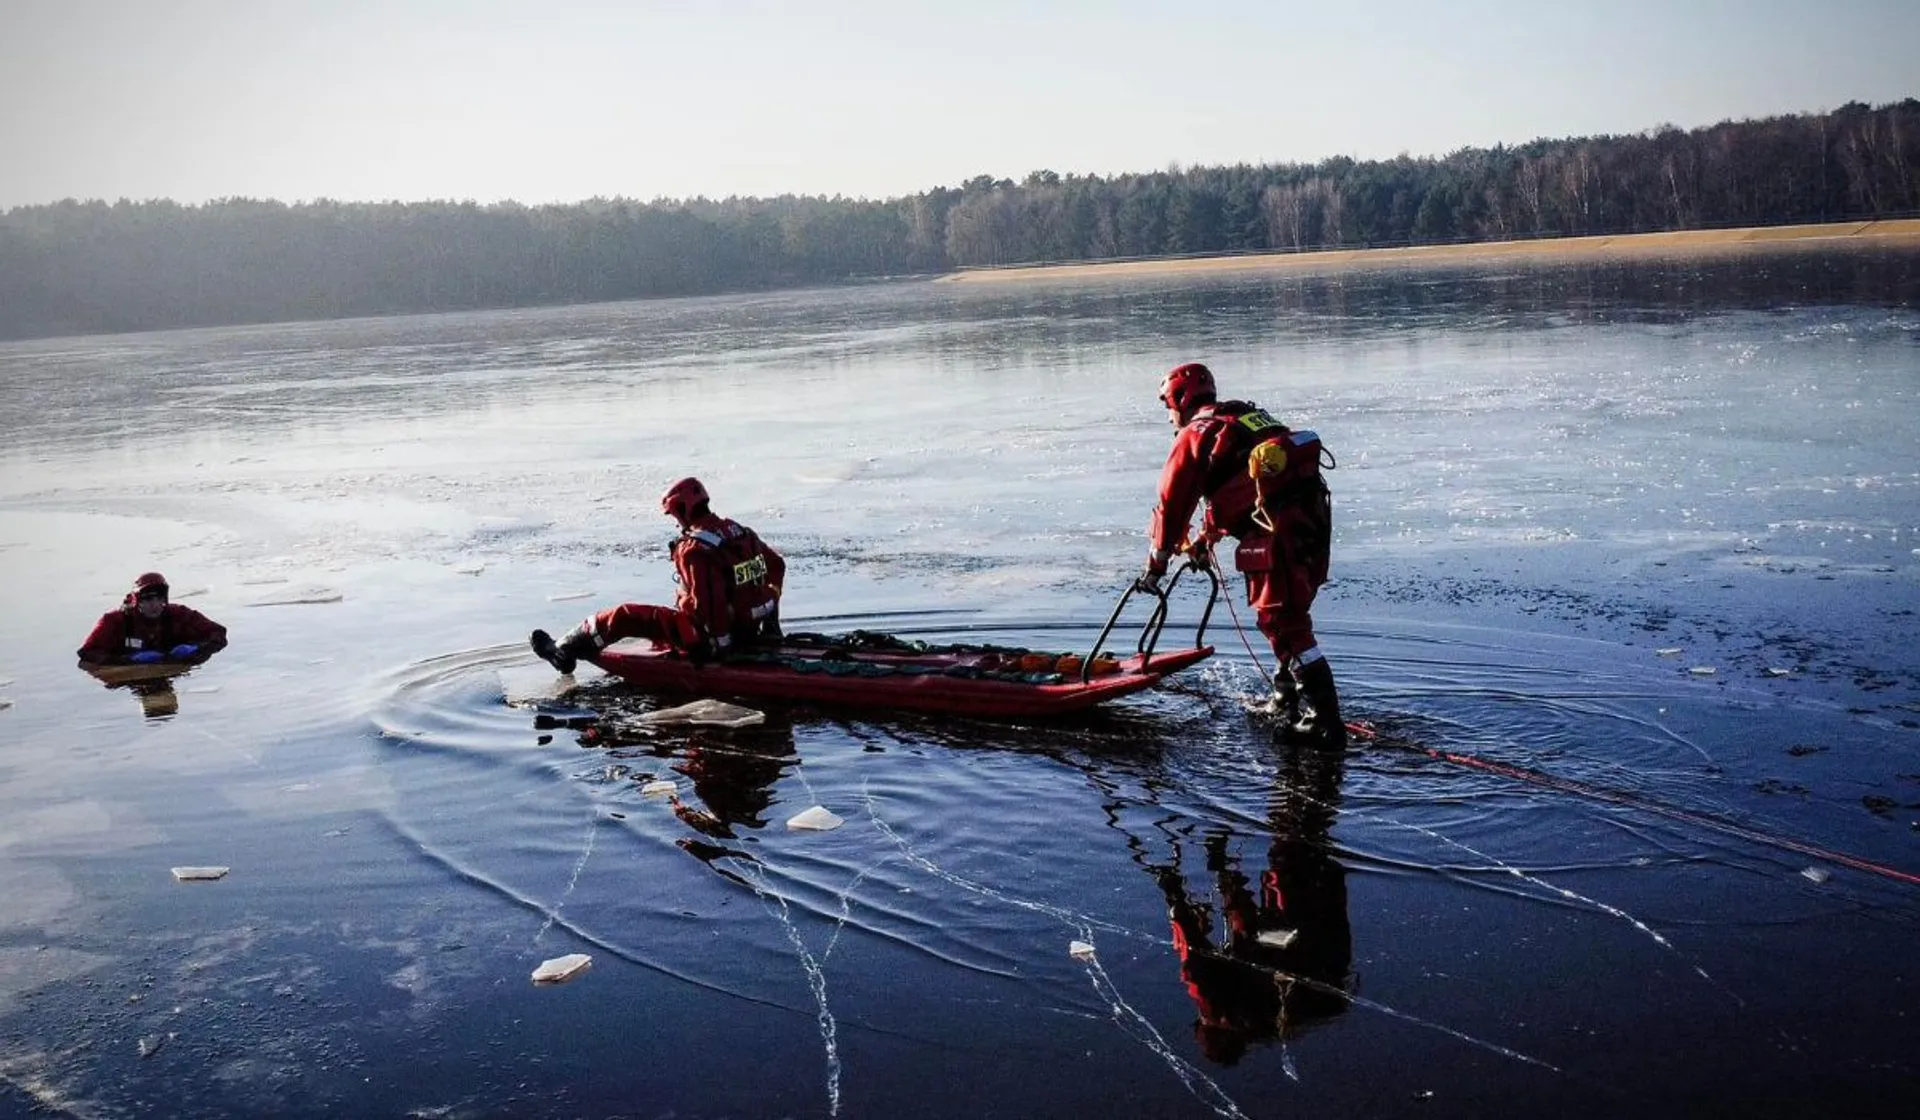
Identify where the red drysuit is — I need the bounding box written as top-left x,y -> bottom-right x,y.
1148,400 -> 1332,662
77,602 -> 228,665
579,515 -> 784,657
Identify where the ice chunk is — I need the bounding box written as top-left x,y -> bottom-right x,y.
0,698 -> 11,712
786,805 -> 844,832
1765,667 -> 1793,677
1800,867 -> 1831,885
171,866 -> 229,881
247,587 -> 344,606
1068,940 -> 1096,961
638,699 -> 766,728
1689,666 -> 1717,676
452,562 -> 485,576
1655,648 -> 1683,657
137,1033 -> 171,1058
1256,928 -> 1300,950
640,779 -> 677,797
546,590 -> 594,602
531,953 -> 592,984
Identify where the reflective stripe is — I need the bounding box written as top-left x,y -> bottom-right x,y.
690,529 -> 724,548
714,634 -> 733,650
1296,645 -> 1325,666
1289,429 -> 1318,445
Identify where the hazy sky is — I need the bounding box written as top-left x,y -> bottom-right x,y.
3,0 -> 1915,209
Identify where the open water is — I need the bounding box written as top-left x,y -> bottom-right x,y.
1,249 -> 1917,1118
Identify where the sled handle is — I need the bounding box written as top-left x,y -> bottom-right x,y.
1082,558 -> 1220,682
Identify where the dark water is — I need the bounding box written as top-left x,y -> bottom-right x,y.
1,249 -> 1917,1118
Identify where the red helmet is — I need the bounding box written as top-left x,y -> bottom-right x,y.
1159,362 -> 1216,417
132,571 -> 170,595
660,477 -> 710,521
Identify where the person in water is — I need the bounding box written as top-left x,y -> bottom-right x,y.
1141,361 -> 1344,742
531,477 -> 785,673
76,571 -> 228,666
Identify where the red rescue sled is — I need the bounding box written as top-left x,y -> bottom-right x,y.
596,562 -> 1221,718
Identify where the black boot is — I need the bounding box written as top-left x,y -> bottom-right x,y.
530,627 -> 597,674
1288,658 -> 1346,747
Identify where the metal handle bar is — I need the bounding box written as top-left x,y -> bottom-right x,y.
1082,556 -> 1221,682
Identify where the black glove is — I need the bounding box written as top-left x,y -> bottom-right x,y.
1133,569 -> 1165,594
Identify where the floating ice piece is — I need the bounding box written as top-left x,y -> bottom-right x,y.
638,699 -> 766,728
1800,866 -> 1831,885
171,866 -> 229,881
1256,928 -> 1301,950
0,698 -> 11,712
1068,940 -> 1096,961
531,953 -> 592,984
640,779 -> 677,797
247,587 -> 343,607
1655,648 -> 1683,657
1689,666 -> 1717,676
1765,668 -> 1793,677
137,1033 -> 171,1058
786,805 -> 844,832
452,562 -> 485,576
546,590 -> 594,602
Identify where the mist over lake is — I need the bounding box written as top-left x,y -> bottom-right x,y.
1,248 -> 1916,1118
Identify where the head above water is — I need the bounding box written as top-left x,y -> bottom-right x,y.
1159,362 -> 1216,425
660,476 -> 711,526
129,571 -> 169,618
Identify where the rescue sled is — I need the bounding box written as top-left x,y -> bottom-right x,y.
595,562 -> 1221,718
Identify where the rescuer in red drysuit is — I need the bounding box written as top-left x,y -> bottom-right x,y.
76,572 -> 229,666
530,477 -> 785,674
1141,361 -> 1344,742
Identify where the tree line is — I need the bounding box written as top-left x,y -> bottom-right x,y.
2,99 -> 1915,340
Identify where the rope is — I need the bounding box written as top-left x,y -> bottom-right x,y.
1209,556 -> 1277,693
1357,723 -> 1920,889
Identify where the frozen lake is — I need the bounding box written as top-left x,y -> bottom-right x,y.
1,249 -> 1917,1118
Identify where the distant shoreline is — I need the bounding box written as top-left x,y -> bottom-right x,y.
940,218 -> 1920,283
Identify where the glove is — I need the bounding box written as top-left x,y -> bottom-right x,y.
129,650 -> 164,664
169,643 -> 200,659
1133,569 -> 1164,594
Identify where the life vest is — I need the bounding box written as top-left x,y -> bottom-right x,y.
681,521 -> 781,642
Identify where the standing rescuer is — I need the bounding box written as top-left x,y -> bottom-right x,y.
1141,362 -> 1344,743
76,572 -> 228,665
531,477 -> 785,674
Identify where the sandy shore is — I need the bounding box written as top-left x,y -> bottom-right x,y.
942,218 -> 1920,283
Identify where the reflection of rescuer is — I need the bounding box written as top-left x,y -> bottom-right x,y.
76,572 -> 228,666
531,477 -> 785,674
1155,746 -> 1353,1066
1140,361 -> 1343,742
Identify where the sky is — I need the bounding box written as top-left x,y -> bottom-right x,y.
2,0 -> 1916,210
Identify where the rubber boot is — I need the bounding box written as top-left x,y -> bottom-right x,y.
1288,659 -> 1346,747
530,627 -> 597,675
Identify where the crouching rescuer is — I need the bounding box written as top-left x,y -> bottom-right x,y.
531,477 -> 785,673
1140,362 -> 1344,743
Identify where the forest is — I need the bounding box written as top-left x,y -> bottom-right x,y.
1,99 -> 1915,340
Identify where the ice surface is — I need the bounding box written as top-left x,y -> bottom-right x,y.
170,866 -> 229,881
640,779 -> 676,796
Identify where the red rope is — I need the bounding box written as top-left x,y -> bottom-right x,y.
1352,722 -> 1920,888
